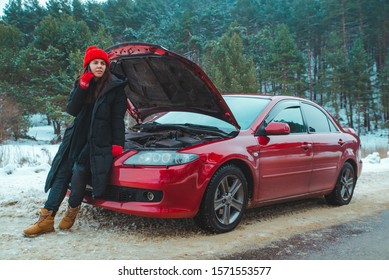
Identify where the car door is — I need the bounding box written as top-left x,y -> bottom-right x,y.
301,102 -> 343,193
256,101 -> 313,201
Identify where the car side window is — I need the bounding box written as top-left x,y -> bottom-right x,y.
302,103 -> 339,133
272,107 -> 306,133
328,117 -> 339,132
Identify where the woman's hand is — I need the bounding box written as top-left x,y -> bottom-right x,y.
79,71 -> 94,89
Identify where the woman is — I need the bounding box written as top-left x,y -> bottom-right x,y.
24,46 -> 127,237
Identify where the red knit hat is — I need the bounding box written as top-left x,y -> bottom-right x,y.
83,46 -> 110,68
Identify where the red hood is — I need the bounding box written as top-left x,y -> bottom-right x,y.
106,42 -> 240,129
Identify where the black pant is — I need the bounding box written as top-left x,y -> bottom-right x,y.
45,160 -> 91,211
44,158 -> 72,211
68,161 -> 91,208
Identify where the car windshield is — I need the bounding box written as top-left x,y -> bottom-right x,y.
224,96 -> 270,129
151,96 -> 270,132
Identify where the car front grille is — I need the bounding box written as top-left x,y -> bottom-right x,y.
85,185 -> 163,203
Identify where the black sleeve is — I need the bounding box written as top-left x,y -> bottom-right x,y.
66,84 -> 87,117
111,87 -> 127,147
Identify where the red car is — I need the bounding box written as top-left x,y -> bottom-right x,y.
82,42 -> 362,233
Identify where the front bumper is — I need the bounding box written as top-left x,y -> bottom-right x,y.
82,158 -> 209,218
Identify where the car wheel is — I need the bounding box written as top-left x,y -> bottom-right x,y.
194,164 -> 248,233
325,162 -> 356,205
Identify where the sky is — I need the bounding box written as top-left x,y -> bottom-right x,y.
0,0 -> 46,16
0,0 -> 105,16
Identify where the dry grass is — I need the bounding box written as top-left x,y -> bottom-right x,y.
0,145 -> 51,168
361,145 -> 388,158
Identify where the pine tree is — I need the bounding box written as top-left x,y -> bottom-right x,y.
231,0 -> 261,36
33,14 -> 92,57
72,0 -> 84,22
0,23 -> 24,81
204,25 -> 258,93
102,0 -> 136,41
174,10 -> 194,56
348,38 -> 370,134
379,54 -> 389,142
46,0 -> 72,17
23,0 -> 47,37
0,0 -> 388,137
262,24 -> 305,96
84,0 -> 106,33
290,0 -> 324,101
318,31 -> 345,120
3,0 -> 24,30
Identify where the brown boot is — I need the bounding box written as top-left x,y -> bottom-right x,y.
59,205 -> 80,230
23,208 -> 55,237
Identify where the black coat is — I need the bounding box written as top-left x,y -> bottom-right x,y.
45,74 -> 127,197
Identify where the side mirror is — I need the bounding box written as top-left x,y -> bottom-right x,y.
342,126 -> 357,135
265,122 -> 290,135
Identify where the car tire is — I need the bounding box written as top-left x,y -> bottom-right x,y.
325,162 -> 356,205
194,164 -> 248,233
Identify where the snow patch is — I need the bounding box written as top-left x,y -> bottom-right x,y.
364,152 -> 381,164
3,164 -> 16,175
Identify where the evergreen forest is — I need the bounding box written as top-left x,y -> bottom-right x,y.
0,0 -> 388,142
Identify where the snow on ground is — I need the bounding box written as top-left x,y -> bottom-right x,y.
0,125 -> 60,217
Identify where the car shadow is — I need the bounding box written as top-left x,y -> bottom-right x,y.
243,197 -> 328,224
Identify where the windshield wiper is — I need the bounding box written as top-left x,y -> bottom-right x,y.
181,123 -> 230,136
136,122 -> 233,137
136,122 -> 182,132
136,121 -> 160,127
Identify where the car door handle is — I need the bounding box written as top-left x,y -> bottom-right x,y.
338,139 -> 346,146
301,143 -> 312,150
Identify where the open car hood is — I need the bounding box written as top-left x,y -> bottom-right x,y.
106,42 -> 240,130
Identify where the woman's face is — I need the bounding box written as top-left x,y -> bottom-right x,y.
89,59 -> 107,78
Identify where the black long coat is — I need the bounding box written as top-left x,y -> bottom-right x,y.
44,74 -> 127,197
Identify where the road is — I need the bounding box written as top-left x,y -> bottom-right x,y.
1,167 -> 389,260
223,210 -> 389,259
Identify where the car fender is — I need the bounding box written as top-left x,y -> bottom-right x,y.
187,135 -> 258,203
339,146 -> 361,177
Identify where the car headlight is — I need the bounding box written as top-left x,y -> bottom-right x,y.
123,150 -> 199,166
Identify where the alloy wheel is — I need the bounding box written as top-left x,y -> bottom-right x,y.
213,174 -> 245,226
340,167 -> 355,201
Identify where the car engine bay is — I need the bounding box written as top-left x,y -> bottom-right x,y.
124,126 -> 226,150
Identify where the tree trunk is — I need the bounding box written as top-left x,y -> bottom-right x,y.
307,40 -> 313,100
341,0 -> 347,61
348,98 -> 353,128
357,82 -> 361,136
53,121 -> 61,139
